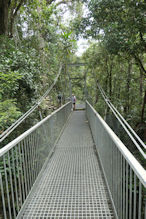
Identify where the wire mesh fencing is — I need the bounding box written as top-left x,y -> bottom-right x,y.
86,101 -> 146,219
0,102 -> 72,219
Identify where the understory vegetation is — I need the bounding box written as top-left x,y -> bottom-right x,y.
0,0 -> 145,146
0,1 -> 145,218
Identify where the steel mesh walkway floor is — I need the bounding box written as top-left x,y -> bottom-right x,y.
18,111 -> 114,219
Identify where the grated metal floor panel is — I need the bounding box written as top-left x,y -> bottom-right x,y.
18,111 -> 114,219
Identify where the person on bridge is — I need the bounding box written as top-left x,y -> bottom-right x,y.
57,93 -> 62,107
72,94 -> 76,110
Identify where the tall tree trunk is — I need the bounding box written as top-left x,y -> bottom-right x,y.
141,90 -> 146,123
125,60 -> 132,113
9,0 -> 25,37
105,57 -> 109,93
109,66 -> 112,98
105,57 -> 113,98
84,68 -> 88,100
95,82 -> 98,104
133,53 -> 146,75
0,0 -> 9,35
109,60 -> 113,98
37,4 -> 45,67
139,68 -> 143,104
92,69 -> 98,104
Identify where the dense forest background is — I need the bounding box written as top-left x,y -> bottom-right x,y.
0,0 -> 145,147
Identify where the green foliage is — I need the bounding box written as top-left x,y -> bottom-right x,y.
0,71 -> 21,98
79,0 -> 146,139
83,42 -> 145,128
0,0 -> 144,144
82,0 -> 145,50
0,0 -> 79,142
0,35 -> 43,106
60,31 -> 77,57
0,100 -> 21,132
80,0 -> 146,75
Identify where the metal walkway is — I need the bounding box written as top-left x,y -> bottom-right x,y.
18,111 -> 114,218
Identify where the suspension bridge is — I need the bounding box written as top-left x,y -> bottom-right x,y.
0,65 -> 146,219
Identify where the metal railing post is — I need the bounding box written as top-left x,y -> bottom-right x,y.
86,101 -> 146,219
0,102 -> 71,218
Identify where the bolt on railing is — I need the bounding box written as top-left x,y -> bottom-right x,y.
86,101 -> 146,219
0,102 -> 72,219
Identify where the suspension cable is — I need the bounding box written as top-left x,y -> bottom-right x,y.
0,64 -> 63,142
96,82 -> 146,159
98,83 -> 146,149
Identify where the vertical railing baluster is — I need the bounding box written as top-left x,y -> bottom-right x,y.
50,116 -> 54,147
129,168 -> 132,219
15,145 -> 22,208
113,144 -> 115,206
40,127 -> 44,169
116,147 -> 118,213
31,133 -> 34,185
33,132 -> 37,182
36,131 -> 40,177
12,147 -> 19,213
21,140 -> 28,197
117,149 -> 120,217
123,158 -> 125,219
0,172 -> 7,219
126,162 -> 129,219
37,127 -> 41,174
8,151 -> 16,218
3,154 -> 12,219
112,143 -> 114,202
28,135 -> 33,188
35,130 -> 39,178
110,141 -> 112,198
19,142 -> 25,203
138,181 -> 142,219
29,134 -> 33,187
31,133 -> 35,184
144,198 -> 146,219
24,137 -> 30,194
133,173 -> 137,219
33,132 -> 37,181
120,154 -> 123,219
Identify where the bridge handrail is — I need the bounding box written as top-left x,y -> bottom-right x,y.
0,64 -> 63,142
86,100 -> 146,219
0,102 -> 71,157
86,101 -> 146,186
0,102 -> 72,219
97,82 -> 146,157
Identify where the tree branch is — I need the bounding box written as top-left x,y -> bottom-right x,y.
13,0 -> 25,17
46,0 -> 56,5
141,90 -> 146,123
139,32 -> 146,50
9,0 -> 25,36
46,0 -> 68,7
8,0 -> 12,8
56,1 -> 67,6
133,54 -> 146,76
